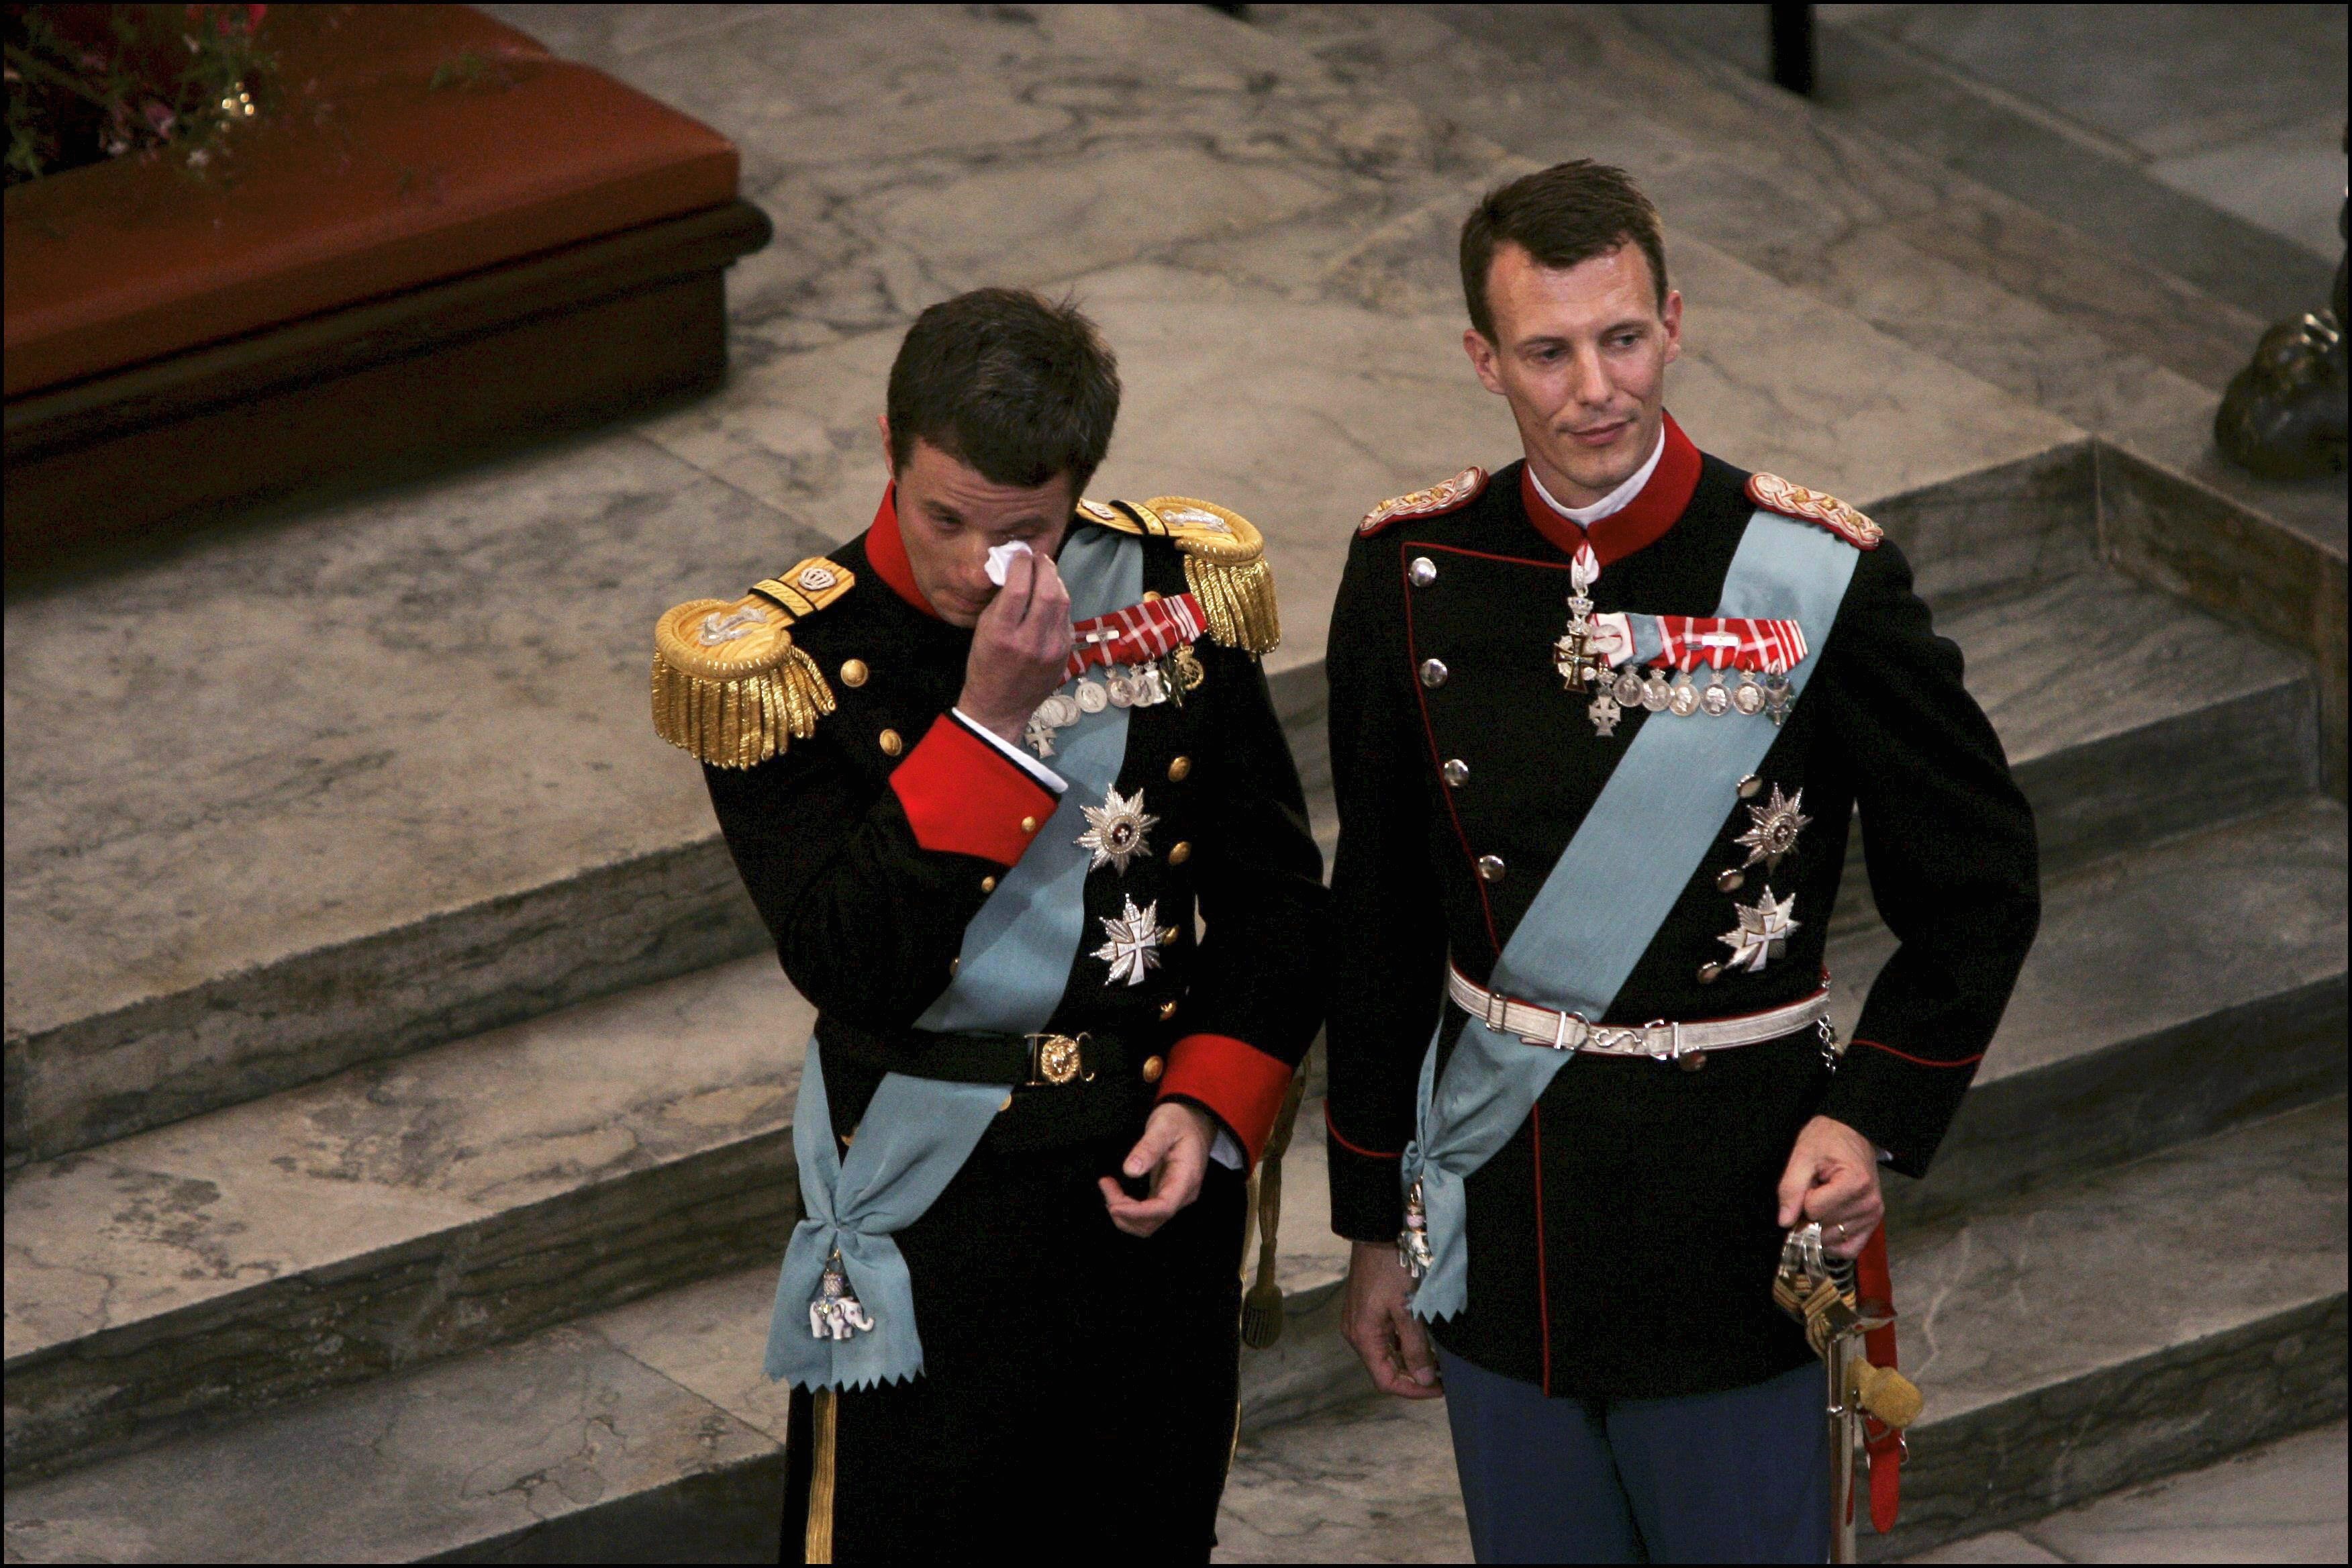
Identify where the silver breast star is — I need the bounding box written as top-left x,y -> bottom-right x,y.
1093,897 -> 1165,987
1733,784 -> 1811,871
1718,886 -> 1800,973
1075,784 -> 1159,873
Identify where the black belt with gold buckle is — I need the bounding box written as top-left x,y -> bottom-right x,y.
1025,1031 -> 1097,1087
819,1019 -> 1140,1089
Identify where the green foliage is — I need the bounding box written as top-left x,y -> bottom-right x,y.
4,4 -> 275,187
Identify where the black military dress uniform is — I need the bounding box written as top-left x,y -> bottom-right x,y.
1324,413 -> 2040,1399
656,485 -> 1326,1563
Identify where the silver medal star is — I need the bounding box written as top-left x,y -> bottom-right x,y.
1718,886 -> 1800,973
1733,784 -> 1811,871
1093,897 -> 1165,986
1075,785 -> 1159,873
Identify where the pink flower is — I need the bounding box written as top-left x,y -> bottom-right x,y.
143,101 -> 177,136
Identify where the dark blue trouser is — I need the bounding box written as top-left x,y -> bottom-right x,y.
1438,1346 -> 1829,1564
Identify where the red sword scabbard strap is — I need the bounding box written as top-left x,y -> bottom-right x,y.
1855,1226 -> 1904,1534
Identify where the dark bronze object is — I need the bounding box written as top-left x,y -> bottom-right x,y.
2216,135 -> 2347,480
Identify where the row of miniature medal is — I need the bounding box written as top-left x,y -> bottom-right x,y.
1025,642 -> 1206,759
1547,548 -> 1793,737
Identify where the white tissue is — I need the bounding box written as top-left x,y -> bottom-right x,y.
983,539 -> 1034,587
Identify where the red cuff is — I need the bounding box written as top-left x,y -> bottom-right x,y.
1159,1032 -> 1292,1167
889,716 -> 1057,865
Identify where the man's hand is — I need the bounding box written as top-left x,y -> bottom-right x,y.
1342,1240 -> 1443,1399
1101,1101 -> 1215,1238
1777,1114 -> 1884,1260
957,548 -> 1073,746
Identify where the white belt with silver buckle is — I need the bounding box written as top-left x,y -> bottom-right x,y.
1447,963 -> 1831,1061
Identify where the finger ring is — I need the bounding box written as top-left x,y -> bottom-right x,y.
1832,1222 -> 1848,1242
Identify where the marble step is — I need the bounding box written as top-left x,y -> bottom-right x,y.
3,957 -> 814,1483
1853,566 -> 2318,893
1217,1108 -> 2349,1563
1839,795 -> 2347,1227
1800,10 -> 2340,329
9,789 -> 2339,1484
1,0 -> 2088,1169
0,1133 -> 1353,1565
7,1093 -> 2338,1565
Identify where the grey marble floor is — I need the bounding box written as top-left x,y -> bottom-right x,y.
1217,1408 -> 2347,1563
1822,4 -> 2345,259
1915,1419 -> 2348,1564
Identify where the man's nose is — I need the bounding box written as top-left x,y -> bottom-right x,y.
1565,344 -> 1613,407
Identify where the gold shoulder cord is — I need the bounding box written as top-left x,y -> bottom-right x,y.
1077,495 -> 1282,656
650,557 -> 855,768
804,1387 -> 839,1563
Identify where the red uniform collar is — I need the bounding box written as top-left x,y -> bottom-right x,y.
864,483 -> 940,619
1518,410 -> 1701,568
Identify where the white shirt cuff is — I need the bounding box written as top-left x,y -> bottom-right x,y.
1210,1128 -> 1244,1170
951,708 -> 1069,793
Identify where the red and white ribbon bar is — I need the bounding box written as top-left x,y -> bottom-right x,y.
1653,614 -> 1808,673
1063,593 -> 1208,681
1587,611 -> 1809,674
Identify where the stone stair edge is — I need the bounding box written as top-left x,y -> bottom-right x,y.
1799,14 -> 2339,326
1859,1095 -> 2350,1557
7,1094 -> 2338,1566
9,793 -> 2341,1483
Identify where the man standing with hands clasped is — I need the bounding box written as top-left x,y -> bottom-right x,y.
1322,162 -> 2040,1561
652,289 -> 1327,1562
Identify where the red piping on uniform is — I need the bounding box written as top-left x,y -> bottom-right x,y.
1420,541 -> 1583,573
1324,1106 -> 1402,1160
1531,1102 -> 1553,1395
864,483 -> 940,618
1853,1038 -> 1986,1069
1518,409 -> 1701,568
1399,540 -> 1502,954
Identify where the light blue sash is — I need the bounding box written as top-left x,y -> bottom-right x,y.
1404,512 -> 1862,1322
766,526 -> 1144,1389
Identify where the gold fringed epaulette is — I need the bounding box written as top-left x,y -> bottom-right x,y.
651,557 -> 856,768
1076,494 -> 1281,656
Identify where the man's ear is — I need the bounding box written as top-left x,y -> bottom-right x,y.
1463,328 -> 1506,397
877,413 -> 893,471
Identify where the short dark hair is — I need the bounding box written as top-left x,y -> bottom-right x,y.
1459,160 -> 1668,342
885,288 -> 1120,493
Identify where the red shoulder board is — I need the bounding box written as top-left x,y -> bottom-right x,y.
1359,467 -> 1488,536
1746,472 -> 1883,549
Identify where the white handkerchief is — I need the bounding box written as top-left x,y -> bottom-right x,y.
984,540 -> 1034,587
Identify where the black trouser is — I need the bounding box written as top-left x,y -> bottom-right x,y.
779,1126 -> 1249,1563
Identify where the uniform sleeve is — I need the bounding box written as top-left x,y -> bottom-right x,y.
1322,534 -> 1451,1242
1817,540 -> 2041,1176
1158,642 -> 1331,1166
702,711 -> 1062,1030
